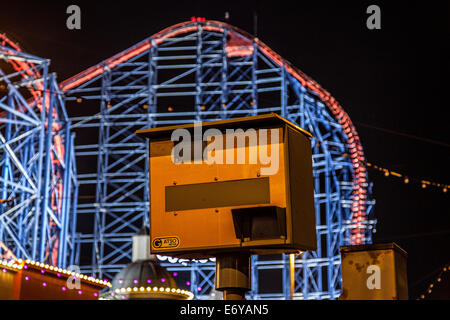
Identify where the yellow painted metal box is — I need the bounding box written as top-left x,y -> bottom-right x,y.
136,113 -> 316,257
339,242 -> 408,300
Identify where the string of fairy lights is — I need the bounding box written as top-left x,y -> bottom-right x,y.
365,161 -> 449,193
417,262 -> 450,300
311,137 -> 449,194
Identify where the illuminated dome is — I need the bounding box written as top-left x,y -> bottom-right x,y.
100,228 -> 193,300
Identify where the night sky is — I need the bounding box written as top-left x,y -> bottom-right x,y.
1,0 -> 448,299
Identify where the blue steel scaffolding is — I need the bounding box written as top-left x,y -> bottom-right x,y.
60,20 -> 376,299
0,37 -> 78,268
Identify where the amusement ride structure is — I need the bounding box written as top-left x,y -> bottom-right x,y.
1,19 -> 376,299
0,34 -> 78,269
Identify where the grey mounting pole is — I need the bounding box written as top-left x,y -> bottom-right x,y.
132,227 -> 156,262
215,253 -> 252,300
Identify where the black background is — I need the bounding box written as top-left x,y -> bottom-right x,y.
1,0 -> 448,299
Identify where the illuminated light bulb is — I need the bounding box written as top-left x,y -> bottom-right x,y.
171,288 -> 176,293
120,288 -> 126,293
44,264 -> 49,269
126,288 -> 131,292
133,287 -> 138,292
56,273 -> 61,277
161,278 -> 166,283
176,289 -> 180,293
443,187 -> 447,193
168,107 -> 173,112
159,287 -> 164,292
42,282 -> 47,287
147,279 -> 151,284
78,290 -> 82,295
25,260 -> 30,264
422,183 -> 427,189
76,97 -> 83,103
39,263 -> 44,267
384,170 -> 389,177
140,287 -> 144,292
437,278 -> 442,282
41,269 -> 45,274
62,286 -> 66,291
25,276 -> 29,281
94,292 -> 98,297
146,287 -> 151,292
153,287 -> 158,291
430,284 -> 434,288
49,266 -> 54,270
115,289 -> 120,293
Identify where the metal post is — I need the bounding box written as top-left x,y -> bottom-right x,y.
39,75 -> 55,262
32,63 -> 48,260
289,254 -> 295,299
215,253 -> 251,300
